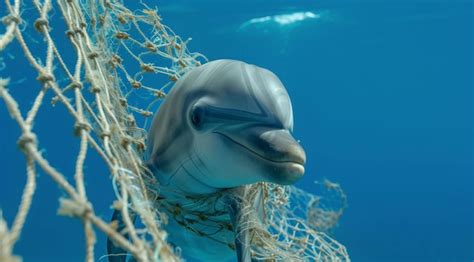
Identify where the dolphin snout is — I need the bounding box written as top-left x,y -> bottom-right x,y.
215,126 -> 306,185
259,129 -> 306,165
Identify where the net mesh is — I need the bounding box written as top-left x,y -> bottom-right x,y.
0,0 -> 349,261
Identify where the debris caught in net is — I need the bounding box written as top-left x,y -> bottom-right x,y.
0,0 -> 349,261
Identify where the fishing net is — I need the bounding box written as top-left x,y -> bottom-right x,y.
0,0 -> 349,261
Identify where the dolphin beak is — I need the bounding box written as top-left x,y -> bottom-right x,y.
259,129 -> 306,166
215,127 -> 306,185
258,129 -> 306,184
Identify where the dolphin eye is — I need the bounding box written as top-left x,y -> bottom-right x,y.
191,106 -> 204,128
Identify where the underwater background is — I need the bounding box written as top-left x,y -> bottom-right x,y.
0,0 -> 472,261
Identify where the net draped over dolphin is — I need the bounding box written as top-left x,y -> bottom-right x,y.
108,60 -> 348,262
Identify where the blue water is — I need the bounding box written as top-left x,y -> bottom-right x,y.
1,0 -> 472,261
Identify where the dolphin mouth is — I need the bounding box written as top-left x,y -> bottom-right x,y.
213,131 -> 305,168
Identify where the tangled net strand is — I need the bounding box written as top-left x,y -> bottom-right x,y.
0,0 -> 349,261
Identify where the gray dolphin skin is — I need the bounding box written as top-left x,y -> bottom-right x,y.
108,60 -> 306,262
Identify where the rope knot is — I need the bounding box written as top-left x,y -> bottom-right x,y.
89,85 -> 101,93
65,28 -> 84,38
74,121 -> 91,136
87,52 -> 99,60
110,55 -> 122,65
36,72 -> 55,84
57,198 -> 92,219
34,18 -> 49,33
2,15 -> 21,25
119,98 -> 127,107
17,132 -> 37,152
100,131 -> 111,140
120,135 -> 132,148
70,81 -> 83,89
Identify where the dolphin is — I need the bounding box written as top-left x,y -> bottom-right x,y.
107,59 -> 306,262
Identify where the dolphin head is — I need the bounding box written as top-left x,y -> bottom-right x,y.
147,60 -> 306,192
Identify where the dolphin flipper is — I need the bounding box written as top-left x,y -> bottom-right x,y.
107,209 -> 137,262
226,187 -> 265,262
251,185 -> 266,225
227,195 -> 252,262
